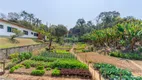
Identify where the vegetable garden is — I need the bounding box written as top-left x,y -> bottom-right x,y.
5,46 -> 92,79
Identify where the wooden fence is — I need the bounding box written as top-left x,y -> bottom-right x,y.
0,44 -> 47,59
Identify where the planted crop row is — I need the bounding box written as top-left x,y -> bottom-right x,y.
94,63 -> 142,80
60,69 -> 91,78
51,59 -> 88,69
40,51 -> 76,59
110,51 -> 142,60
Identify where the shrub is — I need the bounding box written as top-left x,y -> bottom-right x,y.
46,68 -> 51,71
9,53 -> 19,59
31,70 -> 45,76
36,66 -> 44,70
52,68 -> 60,76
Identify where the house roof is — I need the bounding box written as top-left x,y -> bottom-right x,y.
0,19 -> 35,31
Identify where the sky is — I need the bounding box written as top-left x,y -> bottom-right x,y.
0,0 -> 142,29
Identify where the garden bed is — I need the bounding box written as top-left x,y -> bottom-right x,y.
5,48 -> 92,79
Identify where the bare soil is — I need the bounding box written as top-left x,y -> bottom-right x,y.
77,52 -> 142,76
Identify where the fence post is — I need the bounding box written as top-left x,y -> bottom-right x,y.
99,71 -> 101,80
120,72 -> 121,80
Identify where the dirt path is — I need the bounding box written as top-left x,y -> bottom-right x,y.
77,52 -> 142,76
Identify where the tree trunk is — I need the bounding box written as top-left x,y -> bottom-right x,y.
48,38 -> 53,51
130,37 -> 137,52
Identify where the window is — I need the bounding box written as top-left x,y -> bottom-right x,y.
23,30 -> 28,35
31,32 -> 33,34
7,26 -> 12,32
34,33 -> 38,36
0,25 -> 4,29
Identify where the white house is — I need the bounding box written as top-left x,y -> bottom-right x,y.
0,19 -> 38,38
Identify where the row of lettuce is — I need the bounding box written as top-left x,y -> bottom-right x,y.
6,49 -> 91,79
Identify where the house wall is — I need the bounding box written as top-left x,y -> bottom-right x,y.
0,21 -> 38,38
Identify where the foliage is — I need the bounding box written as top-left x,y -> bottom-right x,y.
52,68 -> 60,76
9,53 -> 19,59
31,70 -> 45,76
31,56 -> 57,62
25,63 -> 31,69
46,68 -> 51,71
10,29 -> 23,41
110,51 -> 142,60
94,63 -> 142,80
40,51 -> 75,59
52,49 -> 70,54
9,64 -> 23,73
22,60 -> 49,68
18,52 -> 32,61
36,66 -> 44,70
11,58 -> 18,63
60,69 -> 91,78
51,59 -> 88,69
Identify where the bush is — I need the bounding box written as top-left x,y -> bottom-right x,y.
31,70 -> 45,76
46,68 -> 51,71
36,66 -> 44,70
52,68 -> 60,76
9,53 -> 19,59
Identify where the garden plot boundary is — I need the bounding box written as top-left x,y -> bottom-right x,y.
70,45 -> 104,80
0,44 -> 48,59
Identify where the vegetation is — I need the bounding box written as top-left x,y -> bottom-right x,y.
31,70 -> 45,76
110,51 -> 142,60
52,68 -> 60,76
94,63 -> 142,80
9,64 -> 23,73
51,59 -> 88,69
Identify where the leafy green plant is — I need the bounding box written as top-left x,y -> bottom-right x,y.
51,59 -> 88,69
25,63 -> 31,69
93,63 -> 142,79
110,51 -> 142,60
36,66 -> 44,70
52,68 -> 60,76
9,64 -> 23,73
31,70 -> 45,76
46,68 -> 51,71
9,53 -> 19,59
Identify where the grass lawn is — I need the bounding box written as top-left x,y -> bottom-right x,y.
0,37 -> 40,48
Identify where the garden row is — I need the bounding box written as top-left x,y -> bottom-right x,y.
94,63 -> 142,80
7,49 -> 91,79
110,51 -> 142,60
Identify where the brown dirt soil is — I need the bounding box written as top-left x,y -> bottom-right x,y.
77,52 -> 142,76
2,69 -> 89,80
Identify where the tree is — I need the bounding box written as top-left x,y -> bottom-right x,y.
0,13 -> 6,19
96,11 -> 120,29
55,24 -> 68,43
8,12 -> 21,22
10,29 -> 23,41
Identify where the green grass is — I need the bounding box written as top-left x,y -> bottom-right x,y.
0,37 -> 40,48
